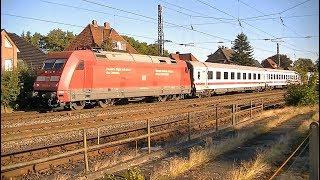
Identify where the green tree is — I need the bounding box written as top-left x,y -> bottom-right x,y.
230,32 -> 255,66
294,58 -> 316,83
1,70 -> 20,111
22,31 -> 32,43
267,54 -> 293,70
101,38 -> 114,51
44,29 -> 75,51
122,35 -> 169,56
30,32 -> 43,48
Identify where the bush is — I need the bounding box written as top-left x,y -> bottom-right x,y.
285,79 -> 318,106
16,62 -> 37,110
123,167 -> 145,180
1,70 -> 20,110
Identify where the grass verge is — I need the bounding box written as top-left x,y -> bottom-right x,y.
150,106 -> 317,179
228,109 -> 318,180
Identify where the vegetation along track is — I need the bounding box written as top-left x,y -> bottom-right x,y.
1,92 -> 285,179
1,90 -> 285,130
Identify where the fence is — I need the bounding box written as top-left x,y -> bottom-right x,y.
1,98 -> 282,175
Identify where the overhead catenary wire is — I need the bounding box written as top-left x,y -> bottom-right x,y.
1,13 -> 212,51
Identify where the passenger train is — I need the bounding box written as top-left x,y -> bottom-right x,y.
33,50 -> 300,110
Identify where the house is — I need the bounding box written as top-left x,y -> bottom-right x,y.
206,46 -> 234,64
65,20 -> 138,53
7,33 -> 47,70
1,29 -> 19,71
261,58 -> 278,69
170,52 -> 198,61
206,46 -> 263,68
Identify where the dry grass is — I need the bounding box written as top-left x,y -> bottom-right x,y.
229,107 -> 318,180
151,106 -> 318,179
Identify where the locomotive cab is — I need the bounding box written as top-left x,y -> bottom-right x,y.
33,58 -> 67,108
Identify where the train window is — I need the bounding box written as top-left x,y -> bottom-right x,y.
170,60 -> 177,64
237,72 -> 241,79
216,71 -> 221,79
258,74 -> 261,80
248,73 -> 252,80
197,71 -> 201,80
208,71 -> 213,80
231,72 -> 235,79
224,72 -> 228,79
243,73 -> 247,80
76,60 -> 84,70
53,59 -> 66,70
42,59 -> 55,70
253,73 -> 256,80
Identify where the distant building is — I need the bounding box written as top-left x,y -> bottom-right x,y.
1,29 -> 19,72
206,46 -> 263,68
261,58 -> 278,69
171,52 -> 198,61
206,46 -> 233,64
7,33 -> 47,70
65,20 -> 138,54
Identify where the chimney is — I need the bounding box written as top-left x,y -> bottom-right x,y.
104,22 -> 110,29
92,20 -> 98,27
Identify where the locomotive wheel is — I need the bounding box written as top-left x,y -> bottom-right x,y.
98,99 -> 115,108
71,101 -> 85,110
158,95 -> 168,102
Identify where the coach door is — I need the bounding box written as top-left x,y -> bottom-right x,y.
83,60 -> 93,100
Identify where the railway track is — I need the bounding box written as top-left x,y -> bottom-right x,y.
1,91 -> 286,179
1,90 -> 285,130
1,91 -> 284,155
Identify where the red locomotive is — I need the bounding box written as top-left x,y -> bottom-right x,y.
33,50 -> 192,110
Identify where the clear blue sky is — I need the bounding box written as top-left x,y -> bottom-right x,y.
1,0 -> 319,62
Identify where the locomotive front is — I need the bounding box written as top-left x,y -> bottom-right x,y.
33,55 -> 69,108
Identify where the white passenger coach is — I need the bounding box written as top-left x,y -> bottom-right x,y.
187,61 -> 300,96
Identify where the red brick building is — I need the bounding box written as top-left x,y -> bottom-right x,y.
171,52 -> 199,61
206,46 -> 234,64
1,29 -> 19,71
65,20 -> 138,53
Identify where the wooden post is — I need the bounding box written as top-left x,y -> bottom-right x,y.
250,100 -> 253,119
309,122 -> 319,180
188,112 -> 191,141
147,119 -> 151,154
97,128 -> 100,145
232,104 -> 236,126
261,99 -> 264,111
83,129 -> 89,173
215,106 -> 218,132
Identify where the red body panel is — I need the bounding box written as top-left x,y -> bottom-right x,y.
34,50 -> 192,104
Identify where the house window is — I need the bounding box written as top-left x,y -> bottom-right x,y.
248,73 -> 252,80
231,72 -> 235,79
237,72 -> 241,79
258,74 -> 261,80
197,71 -> 201,80
216,71 -> 221,80
4,59 -> 13,71
208,71 -> 213,80
4,37 -> 12,48
243,73 -> 247,80
224,72 -> 228,79
253,73 -> 256,80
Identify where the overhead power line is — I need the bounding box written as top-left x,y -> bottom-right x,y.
279,0 -> 312,14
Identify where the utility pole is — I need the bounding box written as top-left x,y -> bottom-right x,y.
277,43 -> 280,68
158,4 -> 164,56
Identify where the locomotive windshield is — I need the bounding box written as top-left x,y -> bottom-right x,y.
42,59 -> 66,70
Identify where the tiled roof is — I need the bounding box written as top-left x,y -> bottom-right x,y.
220,47 -> 234,61
7,33 -> 47,70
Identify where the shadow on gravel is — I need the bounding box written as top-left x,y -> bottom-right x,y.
210,111 -> 316,166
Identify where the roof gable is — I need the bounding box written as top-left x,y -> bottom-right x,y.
7,33 -> 47,69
